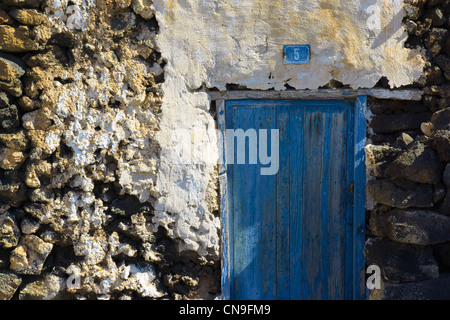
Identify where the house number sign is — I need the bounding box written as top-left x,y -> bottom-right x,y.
283,45 -> 310,64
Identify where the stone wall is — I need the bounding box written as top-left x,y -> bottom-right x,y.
0,0 -> 220,300
365,0 -> 450,299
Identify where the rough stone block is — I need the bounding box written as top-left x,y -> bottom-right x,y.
0,147 -> 26,170
431,130 -> 450,162
0,104 -> 19,131
18,273 -> 69,300
0,170 -> 28,208
3,0 -> 42,8
367,179 -> 433,209
384,141 -> 443,184
370,209 -> 450,245
365,238 -> 439,283
0,130 -> 29,151
0,25 -> 39,53
430,107 -> 450,131
0,212 -> 21,249
365,144 -> 401,178
440,191 -> 450,215
370,273 -> 450,300
0,272 -> 22,300
9,235 -> 53,275
9,9 -> 44,26
433,183 -> 447,203
370,113 -> 431,134
0,10 -> 14,25
434,242 -> 450,269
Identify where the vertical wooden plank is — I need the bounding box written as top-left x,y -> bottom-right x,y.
344,103 -> 355,300
319,106 -> 332,301
259,107 -> 277,299
218,99 -> 230,300
290,101 -> 354,300
288,104 -> 303,300
228,101 -> 277,300
276,105 -> 290,299
323,104 -> 350,300
301,106 -> 326,300
354,96 -> 367,300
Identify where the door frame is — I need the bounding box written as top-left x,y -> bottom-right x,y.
214,93 -> 367,300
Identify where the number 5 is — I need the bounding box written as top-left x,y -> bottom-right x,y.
294,48 -> 300,60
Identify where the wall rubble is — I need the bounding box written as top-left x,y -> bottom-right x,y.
365,0 -> 450,300
0,0 -> 220,300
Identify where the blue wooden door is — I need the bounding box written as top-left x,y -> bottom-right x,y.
225,99 -> 365,300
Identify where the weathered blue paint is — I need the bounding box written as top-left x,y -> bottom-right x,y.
227,105 -> 278,299
222,99 -> 366,300
217,99 -> 231,300
283,45 -> 310,64
276,105 -> 290,299
353,96 -> 367,300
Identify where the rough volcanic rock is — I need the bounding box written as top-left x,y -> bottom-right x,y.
0,171 -> 28,207
0,212 -> 21,249
444,164 -> 450,186
424,28 -> 448,57
441,191 -> 450,215
9,9 -> 44,26
424,7 -> 447,27
47,32 -> 75,48
365,144 -> 401,178
9,235 -> 53,275
367,179 -> 434,208
0,54 -> 26,97
434,55 -> 450,74
370,113 -> 431,134
20,217 -> 40,235
0,272 -> 22,300
365,238 -> 439,283
3,0 -> 42,8
0,10 -> 14,25
404,0 -> 426,20
431,130 -> 450,161
0,104 -> 19,131
0,25 -> 40,53
370,209 -> 450,245
384,141 -> 443,184
132,0 -> 155,20
0,130 -> 29,151
434,242 -> 450,269
18,273 -> 69,300
370,274 -> 450,300
0,147 -> 26,170
430,107 -> 450,131
434,183 -> 447,203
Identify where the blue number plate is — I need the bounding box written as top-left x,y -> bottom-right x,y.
283,45 -> 310,64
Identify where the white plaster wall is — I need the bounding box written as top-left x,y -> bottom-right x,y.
153,69 -> 220,255
153,0 -> 426,256
155,0 -> 425,91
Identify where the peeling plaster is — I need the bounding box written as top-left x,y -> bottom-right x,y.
155,0 -> 425,90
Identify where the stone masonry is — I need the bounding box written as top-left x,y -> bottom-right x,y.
365,0 -> 450,300
0,0 -> 220,300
